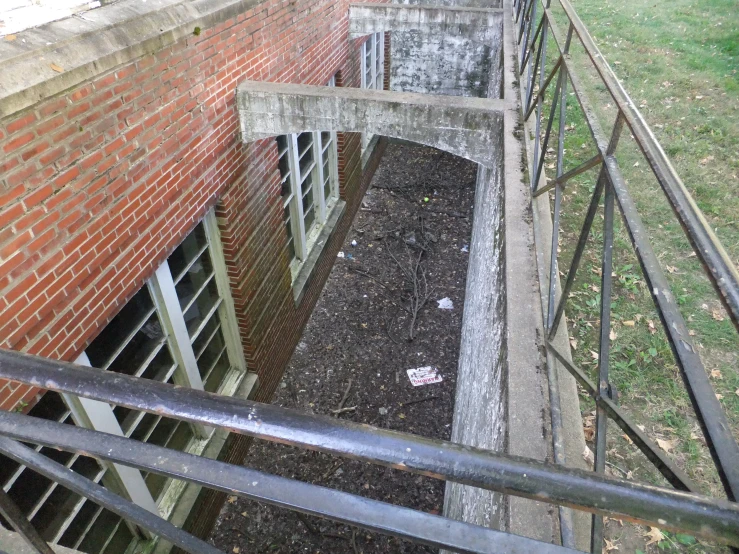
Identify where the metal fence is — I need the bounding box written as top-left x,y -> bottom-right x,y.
1,0 -> 739,553
513,0 -> 739,550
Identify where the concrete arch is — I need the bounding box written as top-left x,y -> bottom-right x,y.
237,81 -> 504,167
348,4 -> 503,46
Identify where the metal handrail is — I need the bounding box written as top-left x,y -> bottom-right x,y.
0,351 -> 738,550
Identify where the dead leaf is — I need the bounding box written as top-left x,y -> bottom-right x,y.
645,527 -> 665,545
656,438 -> 674,454
609,329 -> 617,341
233,548 -> 240,553
710,369 -> 723,379
647,320 -> 656,334
227,495 -> 237,504
699,155 -> 715,166
626,470 -> 634,480
666,265 -> 677,273
5,34 -> 17,41
689,329 -> 697,336
603,538 -> 619,553
398,413 -> 406,419
622,433 -> 633,445
712,308 -> 725,321
716,393 -> 724,401
582,446 -> 595,466
570,337 -> 578,350
49,63 -> 64,73
637,424 -> 646,432
735,388 -> 739,397
623,320 -> 635,327
591,350 -> 599,361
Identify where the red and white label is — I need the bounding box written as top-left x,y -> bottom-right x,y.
406,366 -> 442,387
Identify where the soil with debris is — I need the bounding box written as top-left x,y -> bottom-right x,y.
210,143 -> 478,553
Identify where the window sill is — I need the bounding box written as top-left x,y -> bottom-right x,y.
291,200 -> 346,305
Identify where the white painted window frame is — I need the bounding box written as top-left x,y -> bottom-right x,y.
281,76 -> 340,271
44,208 -> 246,543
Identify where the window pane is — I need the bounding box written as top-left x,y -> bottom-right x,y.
106,314 -> 164,377
297,132 -> 313,157
167,223 -> 208,285
303,205 -> 315,234
203,345 -> 230,393
174,251 -> 214,312
183,279 -> 221,340
85,286 -> 154,369
301,171 -> 313,198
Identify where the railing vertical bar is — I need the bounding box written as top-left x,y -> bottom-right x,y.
530,19 -> 550,191
591,175 -> 615,553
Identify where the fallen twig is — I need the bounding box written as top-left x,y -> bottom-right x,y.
337,379 -> 352,410
351,530 -> 360,554
321,460 -> 345,480
400,395 -> 438,407
330,406 -> 356,415
296,513 -> 319,535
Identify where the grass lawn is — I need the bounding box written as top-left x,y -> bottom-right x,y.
527,0 -> 738,551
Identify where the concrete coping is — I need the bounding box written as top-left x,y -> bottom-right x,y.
0,0 -> 264,119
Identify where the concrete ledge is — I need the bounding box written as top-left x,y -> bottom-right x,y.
0,0 -> 264,119
236,81 -> 505,166
349,4 -> 503,44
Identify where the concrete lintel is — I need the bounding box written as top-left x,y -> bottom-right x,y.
349,3 -> 503,44
237,81 -> 504,167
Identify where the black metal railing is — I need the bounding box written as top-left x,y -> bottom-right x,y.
0,351 -> 738,554
513,0 -> 739,550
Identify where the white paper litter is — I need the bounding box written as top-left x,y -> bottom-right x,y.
337,251 -> 345,258
437,297 -> 454,310
407,366 -> 442,387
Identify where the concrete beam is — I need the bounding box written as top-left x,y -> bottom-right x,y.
349,4 -> 503,44
236,81 -> 505,166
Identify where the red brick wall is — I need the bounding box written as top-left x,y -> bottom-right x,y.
0,0 -> 388,412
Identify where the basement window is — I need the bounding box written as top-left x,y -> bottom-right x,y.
277,86 -> 341,280
361,32 -> 385,152
0,208 -> 248,554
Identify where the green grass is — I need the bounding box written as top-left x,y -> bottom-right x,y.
528,0 -> 738,550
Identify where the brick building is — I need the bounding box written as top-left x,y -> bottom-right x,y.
0,0 -> 392,551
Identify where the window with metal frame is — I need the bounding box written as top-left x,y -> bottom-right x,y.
361,32 -> 385,151
0,209 -> 247,553
278,77 -> 341,270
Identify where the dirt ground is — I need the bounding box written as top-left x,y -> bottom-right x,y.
209,143 -> 478,553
